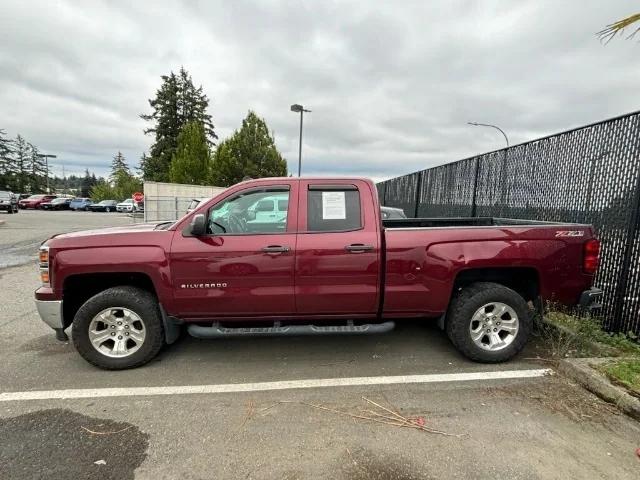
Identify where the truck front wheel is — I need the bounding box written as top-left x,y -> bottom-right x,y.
446,282 -> 531,363
72,286 -> 165,369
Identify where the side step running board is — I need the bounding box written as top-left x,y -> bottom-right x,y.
187,321 -> 396,339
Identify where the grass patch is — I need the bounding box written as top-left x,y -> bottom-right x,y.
539,310 -> 640,358
601,360 -> 640,395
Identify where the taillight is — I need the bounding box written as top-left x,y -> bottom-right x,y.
583,239 -> 600,275
39,245 -> 50,286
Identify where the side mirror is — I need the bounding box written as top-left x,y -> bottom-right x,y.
190,214 -> 207,236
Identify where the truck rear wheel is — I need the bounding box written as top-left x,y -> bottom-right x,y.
72,286 -> 164,370
446,282 -> 531,363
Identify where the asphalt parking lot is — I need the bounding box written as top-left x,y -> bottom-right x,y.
1,210 -> 639,479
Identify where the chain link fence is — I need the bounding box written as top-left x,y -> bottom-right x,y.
377,110 -> 640,335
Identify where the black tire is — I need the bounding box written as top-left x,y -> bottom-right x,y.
446,282 -> 531,363
72,286 -> 165,370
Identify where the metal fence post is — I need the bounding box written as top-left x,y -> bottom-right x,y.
470,157 -> 480,217
413,171 -> 423,218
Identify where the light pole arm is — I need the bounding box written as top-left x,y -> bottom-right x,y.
468,122 -> 509,147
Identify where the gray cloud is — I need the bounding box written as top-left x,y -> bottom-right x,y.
1,0 -> 638,181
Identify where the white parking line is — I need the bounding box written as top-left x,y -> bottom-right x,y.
0,369 -> 552,402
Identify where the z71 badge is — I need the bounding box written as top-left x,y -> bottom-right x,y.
555,230 -> 584,237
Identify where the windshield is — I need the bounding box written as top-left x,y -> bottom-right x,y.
0,191 -> 12,199
27,195 -> 44,200
99,200 -> 113,205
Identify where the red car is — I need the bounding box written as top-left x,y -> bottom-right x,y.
34,177 -> 601,369
19,194 -> 57,209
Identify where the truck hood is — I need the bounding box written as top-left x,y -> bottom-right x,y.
49,222 -> 166,241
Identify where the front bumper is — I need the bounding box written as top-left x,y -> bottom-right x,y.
578,287 -> 603,313
35,299 -> 64,329
0,204 -> 13,210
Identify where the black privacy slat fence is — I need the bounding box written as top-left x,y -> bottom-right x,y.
377,110 -> 640,335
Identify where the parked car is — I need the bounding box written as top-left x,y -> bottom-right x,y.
88,200 -> 118,212
41,198 -> 72,211
34,177 -> 602,369
0,191 -> 19,214
19,194 -> 57,209
134,201 -> 144,212
116,198 -> 135,213
186,197 -> 209,214
380,206 -> 407,219
70,198 -> 93,211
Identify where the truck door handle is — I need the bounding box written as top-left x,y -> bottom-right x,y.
261,245 -> 290,254
345,244 -> 374,253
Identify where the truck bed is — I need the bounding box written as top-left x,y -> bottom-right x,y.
383,216 -> 576,229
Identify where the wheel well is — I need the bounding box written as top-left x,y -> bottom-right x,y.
453,267 -> 539,302
62,272 -> 157,329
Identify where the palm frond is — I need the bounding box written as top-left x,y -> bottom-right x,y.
597,13 -> 640,44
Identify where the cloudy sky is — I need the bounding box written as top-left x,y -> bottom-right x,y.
1,0 -> 638,181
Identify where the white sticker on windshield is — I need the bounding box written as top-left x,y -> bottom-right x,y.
322,191 -> 346,219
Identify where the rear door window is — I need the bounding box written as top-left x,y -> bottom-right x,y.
306,186 -> 361,232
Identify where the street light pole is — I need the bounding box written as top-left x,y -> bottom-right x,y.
37,153 -> 57,193
467,122 -> 509,147
291,104 -> 311,177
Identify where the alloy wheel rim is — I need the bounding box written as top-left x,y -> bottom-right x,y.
88,307 -> 146,358
469,302 -> 519,351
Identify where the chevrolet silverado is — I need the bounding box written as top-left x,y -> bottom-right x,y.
34,177 -> 602,369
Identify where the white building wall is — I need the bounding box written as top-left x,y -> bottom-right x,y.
143,181 -> 226,221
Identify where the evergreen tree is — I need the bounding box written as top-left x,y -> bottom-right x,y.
0,129 -> 14,190
210,111 -> 287,186
140,67 -> 217,181
13,135 -> 30,193
110,151 -> 130,182
96,151 -> 143,201
169,121 -> 212,185
81,168 -> 97,197
28,143 -> 48,193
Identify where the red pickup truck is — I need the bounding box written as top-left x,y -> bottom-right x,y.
35,177 -> 602,369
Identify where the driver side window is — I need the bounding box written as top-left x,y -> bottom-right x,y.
208,188 -> 290,235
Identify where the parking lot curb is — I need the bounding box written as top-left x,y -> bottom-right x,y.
558,357 -> 640,421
